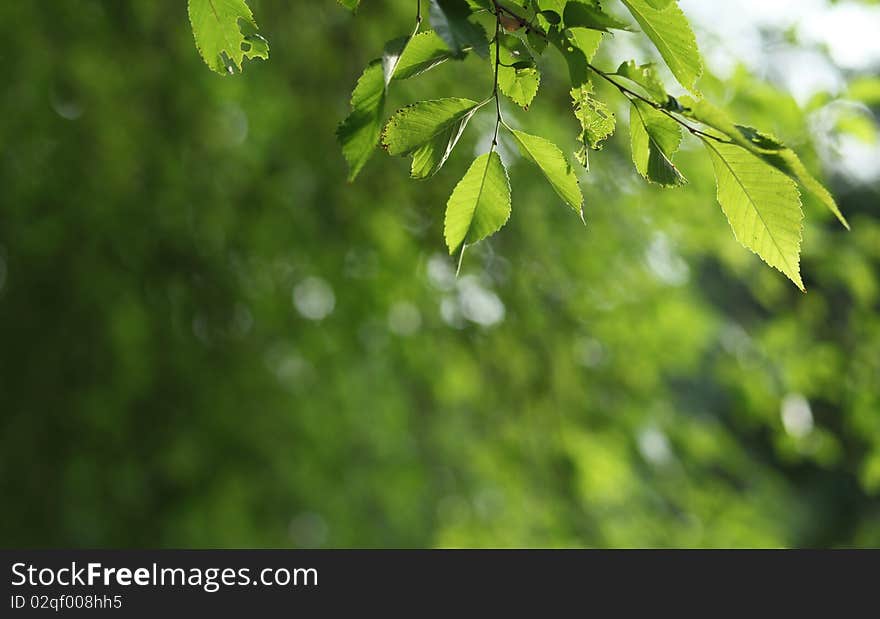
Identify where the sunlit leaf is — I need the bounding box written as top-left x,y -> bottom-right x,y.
551,26 -> 603,88
535,0 -> 566,30
393,30 -> 456,80
382,98 -> 483,178
382,36 -> 411,88
571,83 -> 615,167
188,0 -> 269,75
616,60 -> 668,104
619,0 -> 702,93
511,129 -> 584,220
683,97 -> 849,229
704,140 -> 805,290
429,0 -> 488,58
527,28 -> 549,55
339,30 -> 460,180
563,0 -> 632,33
337,61 -> 386,181
444,152 -> 512,253
497,35 -> 541,108
630,99 -> 686,186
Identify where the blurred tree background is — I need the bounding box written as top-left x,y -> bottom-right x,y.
1,0 -> 878,548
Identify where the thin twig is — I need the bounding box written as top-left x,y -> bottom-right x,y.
411,0 -> 422,38
587,63 -> 729,143
490,1 -> 504,150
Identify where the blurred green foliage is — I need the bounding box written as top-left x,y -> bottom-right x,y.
0,0 -> 878,548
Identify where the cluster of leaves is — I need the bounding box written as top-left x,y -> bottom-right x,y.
188,0 -> 848,290
333,0 -> 848,288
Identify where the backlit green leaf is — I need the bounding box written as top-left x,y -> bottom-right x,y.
571,84 -> 616,167
429,0 -> 488,58
551,27 -> 603,88
188,0 -> 269,75
339,30 -> 460,181
619,0 -> 702,93
393,30 -> 456,80
629,99 -> 686,186
536,0 -> 565,30
616,60 -> 668,104
444,152 -> 512,253
382,36 -> 411,88
497,35 -> 541,108
382,98 -> 483,179
337,61 -> 386,181
704,140 -> 805,291
563,0 -> 632,33
682,97 -> 849,229
527,28 -> 549,55
511,129 -> 584,220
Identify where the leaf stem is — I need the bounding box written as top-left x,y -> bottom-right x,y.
490,1 -> 504,151
414,0 -> 423,36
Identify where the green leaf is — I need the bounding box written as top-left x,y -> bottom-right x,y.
847,76 -> 880,106
767,148 -> 849,230
551,27 -> 603,88
737,127 -> 849,230
188,0 -> 269,75
550,26 -> 607,165
535,0 -> 565,29
537,0 -> 566,17
682,97 -> 849,229
540,9 -> 562,25
704,140 -> 805,291
385,25 -> 455,87
571,84 -> 615,167
444,152 -> 512,253
619,0 -> 702,93
467,0 -> 494,10
338,31 -> 459,181
760,145 -> 850,230
429,0 -> 488,58
510,129 -> 584,220
381,98 -> 483,179
563,0 -> 632,33
393,30 -> 456,80
382,36 -> 411,88
338,0 -> 361,11
616,60 -> 668,104
497,35 -> 541,109
527,28 -> 549,55
337,61 -> 386,181
629,99 -> 686,186
645,0 -> 673,8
